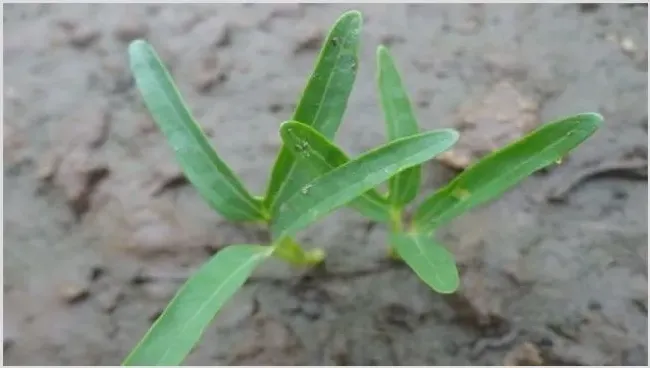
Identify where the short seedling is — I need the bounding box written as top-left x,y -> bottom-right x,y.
123,10 -> 602,366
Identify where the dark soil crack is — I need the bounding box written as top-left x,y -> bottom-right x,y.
546,158 -> 647,203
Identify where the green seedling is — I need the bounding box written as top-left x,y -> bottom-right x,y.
123,9 -> 602,366
123,11 -> 457,366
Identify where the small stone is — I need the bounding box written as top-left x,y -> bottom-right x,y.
294,28 -> 324,53
193,55 -> 227,93
96,287 -> 123,313
380,34 -> 405,46
268,103 -> 284,113
483,52 -> 528,79
446,267 -> 506,328
214,23 -> 232,48
114,18 -> 149,42
620,37 -> 637,55
55,152 -> 110,217
68,25 -> 101,49
194,70 -> 227,93
503,342 -> 543,366
59,283 -> 90,304
35,152 -> 61,182
437,150 -> 473,171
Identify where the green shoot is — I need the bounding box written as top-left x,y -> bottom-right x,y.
265,11 -> 362,216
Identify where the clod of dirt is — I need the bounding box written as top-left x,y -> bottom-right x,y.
65,107 -> 112,149
212,23 -> 232,48
446,268 -> 507,328
95,287 -> 123,313
58,283 -> 91,304
57,20 -> 101,49
35,153 -> 61,182
294,28 -> 324,54
380,33 -> 406,46
503,342 -> 544,366
147,159 -> 187,196
193,54 -> 227,93
228,315 -> 307,365
437,80 -> 540,170
54,152 -> 110,217
268,102 -> 284,114
113,18 -> 149,43
483,51 -> 528,80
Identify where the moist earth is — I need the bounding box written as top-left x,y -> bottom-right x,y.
3,3 -> 648,366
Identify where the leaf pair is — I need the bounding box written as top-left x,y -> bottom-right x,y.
264,10 -> 364,220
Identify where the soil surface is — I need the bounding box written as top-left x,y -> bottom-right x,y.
3,3 -> 648,366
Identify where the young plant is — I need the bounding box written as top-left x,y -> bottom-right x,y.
122,9 -> 602,366
286,44 -> 603,294
123,11 -> 458,366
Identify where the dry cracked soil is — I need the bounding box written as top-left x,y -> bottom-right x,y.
3,3 -> 648,366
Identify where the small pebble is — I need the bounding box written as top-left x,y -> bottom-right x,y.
620,37 -> 637,55
114,18 -> 149,42
59,283 -> 90,304
68,25 -> 101,49
294,28 -> 324,54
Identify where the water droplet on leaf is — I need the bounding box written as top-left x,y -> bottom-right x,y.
301,184 -> 311,194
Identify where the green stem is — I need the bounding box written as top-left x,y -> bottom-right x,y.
387,207 -> 403,260
272,236 -> 325,266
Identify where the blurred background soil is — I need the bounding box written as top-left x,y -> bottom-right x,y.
3,3 -> 648,365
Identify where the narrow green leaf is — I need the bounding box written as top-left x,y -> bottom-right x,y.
391,232 -> 459,294
264,10 -> 362,213
280,121 -> 390,222
271,126 -> 459,239
128,40 -> 266,222
123,244 -> 273,366
413,113 -> 603,232
377,45 -> 422,207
